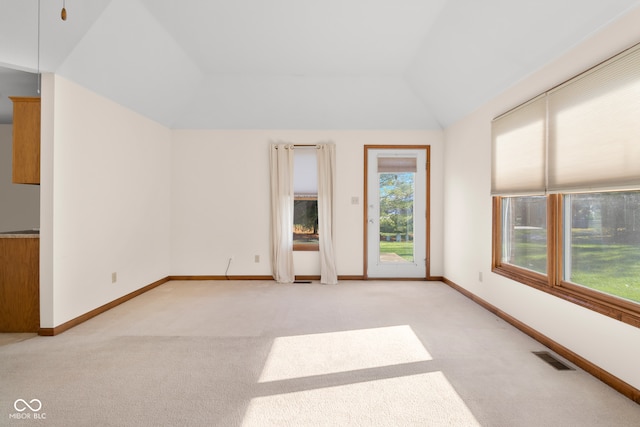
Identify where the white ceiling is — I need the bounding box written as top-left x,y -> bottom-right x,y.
1,0 -> 640,128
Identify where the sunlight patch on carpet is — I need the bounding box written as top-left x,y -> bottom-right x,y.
243,371 -> 479,426
258,325 -> 432,383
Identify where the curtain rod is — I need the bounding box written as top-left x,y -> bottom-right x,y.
273,144 -> 319,149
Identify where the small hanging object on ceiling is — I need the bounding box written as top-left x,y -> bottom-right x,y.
61,0 -> 67,21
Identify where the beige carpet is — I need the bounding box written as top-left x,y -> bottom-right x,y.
1,280 -> 639,426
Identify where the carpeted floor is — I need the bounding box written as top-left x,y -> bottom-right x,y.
1,280 -> 639,426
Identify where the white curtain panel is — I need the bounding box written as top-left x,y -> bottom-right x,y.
317,143 -> 338,284
270,143 -> 295,283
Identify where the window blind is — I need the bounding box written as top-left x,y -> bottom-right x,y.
293,147 -> 317,197
492,42 -> 640,195
491,95 -> 546,195
547,43 -> 640,192
378,157 -> 417,173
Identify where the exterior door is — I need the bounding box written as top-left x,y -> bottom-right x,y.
365,147 -> 428,278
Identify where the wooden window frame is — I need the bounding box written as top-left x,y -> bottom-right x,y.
492,194 -> 640,328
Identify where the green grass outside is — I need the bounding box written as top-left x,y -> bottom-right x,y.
379,241 -> 414,261
569,242 -> 640,303
512,228 -> 640,303
512,241 -> 547,274
380,228 -> 640,304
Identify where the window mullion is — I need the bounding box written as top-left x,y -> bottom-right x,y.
491,197 -> 502,270
548,194 -> 560,289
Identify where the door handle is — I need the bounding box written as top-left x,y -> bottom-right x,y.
368,219 -> 374,223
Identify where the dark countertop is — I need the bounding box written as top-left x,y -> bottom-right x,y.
0,230 -> 40,238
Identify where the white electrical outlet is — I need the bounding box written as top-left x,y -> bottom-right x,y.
478,271 -> 483,282
112,272 -> 117,283
255,255 -> 260,263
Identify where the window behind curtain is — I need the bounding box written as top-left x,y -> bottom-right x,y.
293,148 -> 319,250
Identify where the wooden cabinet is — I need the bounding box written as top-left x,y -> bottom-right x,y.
10,97 -> 41,184
0,236 -> 40,332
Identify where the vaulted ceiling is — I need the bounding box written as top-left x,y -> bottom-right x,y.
2,0 -> 640,128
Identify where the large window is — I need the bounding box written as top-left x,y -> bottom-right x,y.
564,192 -> 640,305
500,196 -> 547,275
492,42 -> 640,327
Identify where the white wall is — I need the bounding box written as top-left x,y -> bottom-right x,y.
171,130 -> 444,278
443,8 -> 640,390
40,74 -> 172,328
0,124 -> 39,232
37,78 -> 444,328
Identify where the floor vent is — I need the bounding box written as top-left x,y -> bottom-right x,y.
533,351 -> 574,370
